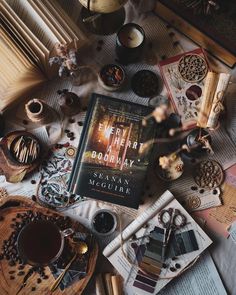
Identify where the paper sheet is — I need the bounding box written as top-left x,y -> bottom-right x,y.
225,81 -> 236,143
208,125 -> 236,170
159,252 -> 227,295
227,221 -> 236,244
195,183 -> 236,237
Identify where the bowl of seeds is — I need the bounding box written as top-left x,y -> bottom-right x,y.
98,64 -> 125,91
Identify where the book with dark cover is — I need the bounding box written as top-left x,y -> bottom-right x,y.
68,93 -> 156,208
155,0 -> 236,67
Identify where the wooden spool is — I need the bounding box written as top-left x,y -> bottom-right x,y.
0,196 -> 98,295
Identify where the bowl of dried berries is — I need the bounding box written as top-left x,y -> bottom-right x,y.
98,64 -> 125,91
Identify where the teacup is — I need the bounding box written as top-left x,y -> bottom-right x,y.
17,219 -> 73,266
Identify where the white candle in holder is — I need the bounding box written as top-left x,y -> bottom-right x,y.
118,25 -> 144,48
116,23 -> 145,64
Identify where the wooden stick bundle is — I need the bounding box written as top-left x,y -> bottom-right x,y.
96,273 -> 124,295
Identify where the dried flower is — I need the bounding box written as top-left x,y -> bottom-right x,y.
152,104 -> 169,123
142,103 -> 169,127
49,43 -> 79,78
197,134 -> 214,155
159,156 -> 172,169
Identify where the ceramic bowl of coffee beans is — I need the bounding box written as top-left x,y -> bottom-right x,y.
98,64 -> 126,91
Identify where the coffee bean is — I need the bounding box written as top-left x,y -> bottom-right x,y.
31,287 -> 36,291
10,276 -> 15,280
169,32 -> 175,37
162,263 -> 167,269
9,260 -> 15,267
18,271 -> 25,276
18,265 -> 25,270
77,121 -> 83,126
37,278 -> 42,284
69,118 -> 75,123
9,270 -> 15,274
69,132 -> 74,137
31,180 -> 36,184
175,263 -> 181,269
65,129 -> 70,133
172,257 -> 177,261
32,195 -> 37,201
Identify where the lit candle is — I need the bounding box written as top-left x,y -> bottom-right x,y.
116,23 -> 145,64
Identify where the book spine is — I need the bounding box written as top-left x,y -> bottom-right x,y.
154,1 -> 236,67
67,94 -> 96,194
103,190 -> 174,258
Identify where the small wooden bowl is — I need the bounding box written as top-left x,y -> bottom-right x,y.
98,64 -> 125,91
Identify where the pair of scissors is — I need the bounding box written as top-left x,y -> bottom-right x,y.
158,208 -> 187,257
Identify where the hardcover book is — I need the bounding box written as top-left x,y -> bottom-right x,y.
67,93 -> 156,208
154,0 -> 236,67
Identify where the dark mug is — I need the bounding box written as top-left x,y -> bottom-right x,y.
17,220 -> 73,266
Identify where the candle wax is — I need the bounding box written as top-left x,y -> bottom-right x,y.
118,26 -> 144,48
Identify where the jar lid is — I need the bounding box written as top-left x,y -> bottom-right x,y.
131,70 -> 160,98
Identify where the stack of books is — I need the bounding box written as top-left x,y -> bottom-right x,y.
0,0 -> 88,111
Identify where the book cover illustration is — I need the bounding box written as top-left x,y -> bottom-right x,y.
159,48 -> 207,125
68,94 -> 156,208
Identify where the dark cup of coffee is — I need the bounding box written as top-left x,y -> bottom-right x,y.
17,220 -> 73,266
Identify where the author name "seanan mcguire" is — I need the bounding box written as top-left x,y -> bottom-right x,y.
88,172 -> 131,195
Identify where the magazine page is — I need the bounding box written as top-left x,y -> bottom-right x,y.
103,190 -> 174,257
158,252 -> 227,295
104,190 -> 212,294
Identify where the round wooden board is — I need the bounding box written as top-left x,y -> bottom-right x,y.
0,196 -> 98,295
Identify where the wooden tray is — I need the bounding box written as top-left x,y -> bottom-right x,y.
0,196 -> 98,295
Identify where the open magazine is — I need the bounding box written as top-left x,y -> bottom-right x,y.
103,190 -> 212,294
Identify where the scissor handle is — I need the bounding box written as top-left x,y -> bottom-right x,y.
172,209 -> 186,229
158,208 -> 173,228
158,208 -> 186,229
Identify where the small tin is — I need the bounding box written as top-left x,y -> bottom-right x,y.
91,209 -> 117,236
131,70 -> 160,98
